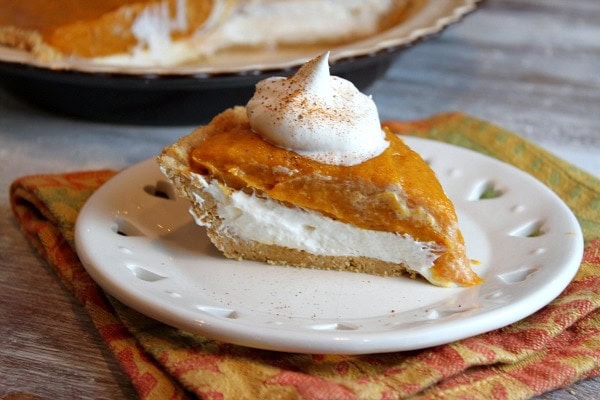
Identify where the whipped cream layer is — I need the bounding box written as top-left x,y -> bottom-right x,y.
189,173 -> 441,283
246,52 -> 388,166
196,0 -> 400,52
98,0 -> 229,67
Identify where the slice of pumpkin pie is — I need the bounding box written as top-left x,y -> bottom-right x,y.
158,52 -> 481,287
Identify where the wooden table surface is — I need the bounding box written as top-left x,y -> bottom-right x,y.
0,0 -> 598,398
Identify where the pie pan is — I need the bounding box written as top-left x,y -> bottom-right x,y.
0,0 -> 481,125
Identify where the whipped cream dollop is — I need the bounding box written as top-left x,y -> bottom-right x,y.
246,52 -> 389,166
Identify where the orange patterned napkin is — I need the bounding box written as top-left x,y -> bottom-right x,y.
10,113 -> 600,399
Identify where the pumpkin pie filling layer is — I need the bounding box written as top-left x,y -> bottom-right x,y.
188,107 -> 481,287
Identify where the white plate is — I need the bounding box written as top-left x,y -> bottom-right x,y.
75,137 -> 584,354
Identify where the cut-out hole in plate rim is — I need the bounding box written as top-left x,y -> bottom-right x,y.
144,180 -> 176,200
112,218 -> 143,237
469,179 -> 504,201
74,138 -> 583,354
509,219 -> 546,238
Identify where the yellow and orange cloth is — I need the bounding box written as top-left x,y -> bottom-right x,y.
10,113 -> 600,399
